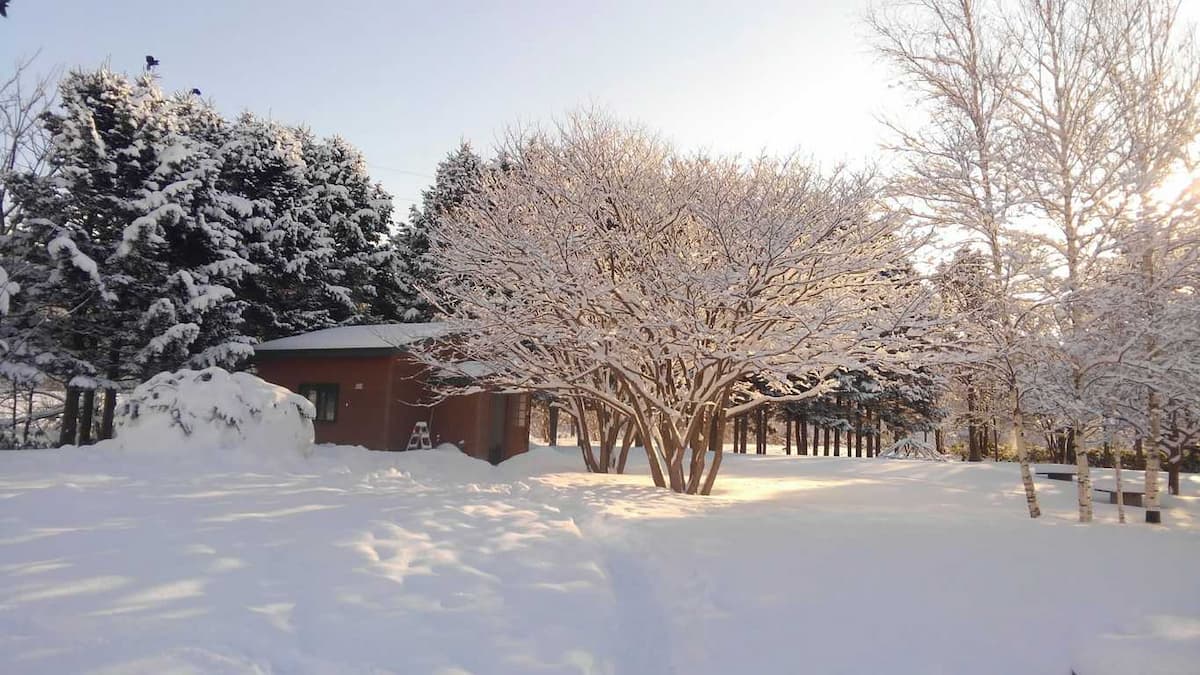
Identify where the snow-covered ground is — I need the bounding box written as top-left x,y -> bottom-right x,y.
1,444 -> 1197,674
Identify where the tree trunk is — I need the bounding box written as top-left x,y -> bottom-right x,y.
58,386 -> 81,447
967,386 -> 981,462
855,410 -> 863,458
1012,405 -> 1041,519
1146,390 -> 1162,524
77,389 -> 96,445
833,425 -> 841,456
21,387 -> 34,446
548,404 -> 560,446
823,425 -> 830,457
1113,444 -> 1126,524
573,398 -> 601,473
756,407 -> 766,455
99,388 -> 117,441
785,417 -> 792,455
1075,440 -> 1093,523
617,420 -> 635,474
935,428 -> 944,455
799,414 -> 808,455
636,417 -> 668,489
698,390 -> 731,496
700,420 -> 724,497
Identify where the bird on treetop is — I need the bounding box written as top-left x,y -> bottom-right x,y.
145,55 -> 160,71
0,1 -> 10,18
191,88 -> 202,96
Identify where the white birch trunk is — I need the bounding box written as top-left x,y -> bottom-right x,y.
1013,406 -> 1041,519
1075,443 -> 1093,523
1146,389 -> 1162,524
1113,446 -> 1126,524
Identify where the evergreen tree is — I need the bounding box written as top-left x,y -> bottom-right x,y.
397,142 -> 484,321
221,114 -> 323,340
3,70 -> 255,443
299,133 -> 402,324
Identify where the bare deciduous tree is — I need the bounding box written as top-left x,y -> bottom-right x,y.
416,112 -> 940,494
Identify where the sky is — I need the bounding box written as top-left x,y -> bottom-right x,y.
0,0 -> 904,218
3,0 -> 1198,220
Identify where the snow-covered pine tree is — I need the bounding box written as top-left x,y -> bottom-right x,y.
224,118 -> 402,340
299,133 -> 403,324
117,87 -> 256,377
7,69 -> 149,442
5,70 -> 255,441
221,114 -> 323,341
396,142 -> 484,321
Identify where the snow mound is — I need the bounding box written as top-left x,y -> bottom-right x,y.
496,444 -> 589,478
1071,615 -> 1200,675
877,436 -> 950,461
113,367 -> 315,458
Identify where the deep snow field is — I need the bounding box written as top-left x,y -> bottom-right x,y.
1,444 -> 1197,675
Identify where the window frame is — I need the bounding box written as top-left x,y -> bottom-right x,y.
299,382 -> 340,423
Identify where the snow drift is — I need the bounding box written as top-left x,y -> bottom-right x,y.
112,367 -> 315,457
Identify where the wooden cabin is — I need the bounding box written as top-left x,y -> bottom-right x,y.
253,323 -> 530,463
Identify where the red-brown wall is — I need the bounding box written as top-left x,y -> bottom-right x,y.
255,355 -> 394,450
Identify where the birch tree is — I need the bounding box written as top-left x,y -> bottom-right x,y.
417,112 -> 940,494
870,0 -> 1043,516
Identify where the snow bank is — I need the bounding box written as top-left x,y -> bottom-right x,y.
112,367 -> 315,459
1072,615 -> 1200,675
0,449 -> 1198,674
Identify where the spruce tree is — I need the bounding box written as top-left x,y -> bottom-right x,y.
396,142 -> 484,321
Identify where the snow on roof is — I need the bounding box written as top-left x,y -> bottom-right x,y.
435,360 -> 494,379
254,323 -> 452,353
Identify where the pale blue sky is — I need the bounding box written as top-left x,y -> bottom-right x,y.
1,0 -> 902,216
11,1 -> 1193,219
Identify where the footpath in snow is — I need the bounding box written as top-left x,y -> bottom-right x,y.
1,444 -> 1198,674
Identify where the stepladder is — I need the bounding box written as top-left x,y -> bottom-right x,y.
406,421 -> 433,451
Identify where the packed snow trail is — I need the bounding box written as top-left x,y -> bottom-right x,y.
1,446 -> 1198,674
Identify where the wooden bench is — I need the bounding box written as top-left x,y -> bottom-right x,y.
1035,467 -> 1077,481
1094,487 -> 1144,507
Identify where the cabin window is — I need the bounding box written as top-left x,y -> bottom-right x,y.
299,383 -> 339,422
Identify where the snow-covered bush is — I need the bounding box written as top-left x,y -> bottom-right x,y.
113,367 -> 315,456
878,436 -> 949,461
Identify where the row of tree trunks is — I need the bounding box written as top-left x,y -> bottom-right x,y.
728,412 -> 882,458
56,386 -> 117,447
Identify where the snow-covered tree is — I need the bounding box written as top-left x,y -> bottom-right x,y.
396,142 -> 485,321
873,0 -> 1200,523
5,70 -> 256,442
224,117 -> 402,340
414,112 -> 941,494
300,134 -> 403,325
1007,0 -> 1200,523
870,0 -> 1042,516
